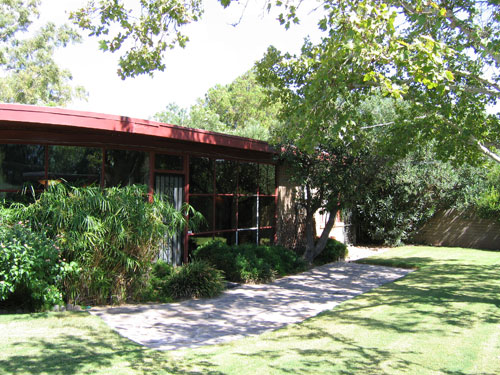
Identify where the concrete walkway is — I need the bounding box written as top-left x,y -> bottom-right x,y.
90,260 -> 411,350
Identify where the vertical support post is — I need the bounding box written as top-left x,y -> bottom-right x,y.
100,148 -> 106,188
274,163 -> 279,245
44,145 -> 48,186
212,159 -> 216,235
256,163 -> 260,245
183,154 -> 189,264
148,151 -> 155,203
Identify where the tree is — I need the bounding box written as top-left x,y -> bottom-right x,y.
0,0 -> 85,106
153,70 -> 279,140
280,142 -> 374,263
73,0 -> 500,163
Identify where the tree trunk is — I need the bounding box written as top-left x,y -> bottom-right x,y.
302,209 -> 338,264
302,211 -> 316,263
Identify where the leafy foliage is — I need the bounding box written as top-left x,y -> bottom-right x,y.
15,184 -> 188,305
352,148 -> 489,245
153,70 -> 280,140
474,164 -> 500,220
140,260 -> 175,302
0,0 -> 85,105
255,0 -> 500,164
312,238 -> 348,266
194,241 -> 306,283
70,0 -> 205,79
0,221 -> 77,311
279,143 -> 375,263
164,260 -> 225,299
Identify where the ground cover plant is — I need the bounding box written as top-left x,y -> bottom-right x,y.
1,246 -> 499,374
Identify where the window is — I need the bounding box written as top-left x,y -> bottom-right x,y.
188,158 -> 276,249
48,146 -> 101,186
0,144 -> 45,190
105,149 -> 149,187
189,157 -> 213,194
155,154 -> 183,171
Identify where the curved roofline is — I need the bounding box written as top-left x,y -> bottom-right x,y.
0,103 -> 275,154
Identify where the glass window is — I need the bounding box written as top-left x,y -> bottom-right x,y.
259,197 -> 276,227
189,196 -> 214,233
188,233 -> 215,258
215,159 -> 237,194
48,146 -> 101,186
259,228 -> 275,246
105,149 -> 149,187
259,164 -> 276,195
189,157 -> 213,194
239,162 -> 258,195
0,191 -> 38,206
0,144 -> 45,190
155,154 -> 183,171
238,229 -> 257,245
214,231 -> 236,247
238,196 -> 257,229
215,196 -> 236,230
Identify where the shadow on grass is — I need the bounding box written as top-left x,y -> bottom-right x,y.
203,254 -> 500,375
0,324 -> 225,375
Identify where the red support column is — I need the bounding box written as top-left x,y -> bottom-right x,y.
148,152 -> 155,203
44,145 -> 48,185
100,149 -> 106,188
183,155 -> 190,264
274,164 -> 279,245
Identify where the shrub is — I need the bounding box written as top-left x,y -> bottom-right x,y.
194,241 -> 306,283
0,222 -> 78,311
15,184 -> 188,305
165,261 -> 225,300
313,238 -> 348,265
140,261 -> 175,302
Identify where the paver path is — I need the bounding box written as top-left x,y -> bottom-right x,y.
90,261 -> 411,350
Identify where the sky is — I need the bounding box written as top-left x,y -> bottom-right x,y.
39,0 -> 324,120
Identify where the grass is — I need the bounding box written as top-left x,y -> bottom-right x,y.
1,246 -> 500,374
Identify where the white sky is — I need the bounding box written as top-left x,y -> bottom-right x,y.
39,0 -> 323,120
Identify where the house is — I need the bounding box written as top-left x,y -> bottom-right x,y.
0,103 -> 345,263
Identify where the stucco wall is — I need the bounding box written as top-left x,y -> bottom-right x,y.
414,209 -> 500,250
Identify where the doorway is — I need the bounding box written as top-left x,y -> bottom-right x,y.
155,173 -> 184,265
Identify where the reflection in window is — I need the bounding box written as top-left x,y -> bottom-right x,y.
188,233 -> 214,258
259,197 -> 276,227
259,164 -> 275,195
214,231 -> 236,246
259,228 -> 275,246
215,196 -> 236,230
155,154 -> 183,171
105,149 -> 149,187
189,196 -> 214,232
239,162 -> 258,195
215,159 -> 237,194
0,144 -> 45,190
0,191 -> 38,205
189,157 -> 213,194
48,146 -> 101,186
238,196 -> 257,229
238,229 -> 257,245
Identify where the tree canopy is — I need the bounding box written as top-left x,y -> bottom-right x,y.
72,0 -> 500,164
153,70 -> 279,140
0,0 -> 85,106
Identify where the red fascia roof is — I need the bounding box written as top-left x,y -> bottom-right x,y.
0,103 -> 274,154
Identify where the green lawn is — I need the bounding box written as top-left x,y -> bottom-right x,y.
1,246 -> 500,374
